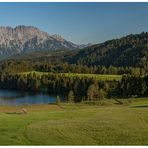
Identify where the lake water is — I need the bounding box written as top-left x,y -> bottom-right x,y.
0,90 -> 65,106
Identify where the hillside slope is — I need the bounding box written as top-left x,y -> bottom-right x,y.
68,32 -> 148,68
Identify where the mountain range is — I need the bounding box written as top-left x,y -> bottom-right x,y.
0,25 -> 79,59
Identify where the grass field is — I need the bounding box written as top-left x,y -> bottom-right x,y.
0,98 -> 148,145
21,71 -> 122,81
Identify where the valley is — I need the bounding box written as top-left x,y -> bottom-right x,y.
0,2 -> 148,146
0,26 -> 147,146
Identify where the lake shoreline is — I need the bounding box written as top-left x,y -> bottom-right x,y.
0,89 -> 66,106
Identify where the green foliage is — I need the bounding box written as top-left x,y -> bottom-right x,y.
0,59 -> 139,76
117,74 -> 148,97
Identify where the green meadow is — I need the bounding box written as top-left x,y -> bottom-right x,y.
0,98 -> 148,145
21,71 -> 122,81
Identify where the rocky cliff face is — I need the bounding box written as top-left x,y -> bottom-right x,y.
0,25 -> 78,59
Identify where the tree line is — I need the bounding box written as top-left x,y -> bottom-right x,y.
0,72 -> 147,102
115,74 -> 148,98
0,60 -> 146,75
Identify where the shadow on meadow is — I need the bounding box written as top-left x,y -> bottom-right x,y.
6,112 -> 22,115
131,105 -> 148,108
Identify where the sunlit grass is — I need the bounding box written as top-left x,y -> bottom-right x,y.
0,98 -> 148,145
21,71 -> 122,81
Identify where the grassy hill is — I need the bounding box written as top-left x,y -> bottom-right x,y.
0,98 -> 148,145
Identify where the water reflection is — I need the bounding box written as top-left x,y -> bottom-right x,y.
0,90 -> 65,106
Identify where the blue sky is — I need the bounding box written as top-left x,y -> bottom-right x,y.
0,2 -> 148,44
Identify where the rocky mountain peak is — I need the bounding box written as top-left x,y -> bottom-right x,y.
0,25 -> 79,59
51,34 -> 66,41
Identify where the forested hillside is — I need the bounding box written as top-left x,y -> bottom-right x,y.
67,32 -> 148,69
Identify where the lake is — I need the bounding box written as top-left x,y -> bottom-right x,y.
0,89 -> 65,106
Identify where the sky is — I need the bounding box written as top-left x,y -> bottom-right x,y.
0,2 -> 148,44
